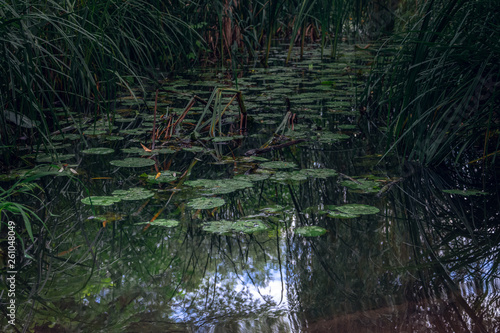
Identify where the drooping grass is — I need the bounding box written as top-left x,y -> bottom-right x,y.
362,0 -> 500,167
0,0 -> 196,168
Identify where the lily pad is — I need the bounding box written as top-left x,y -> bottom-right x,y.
334,204 -> 380,215
260,161 -> 298,169
110,157 -> 156,168
183,146 -> 205,153
185,178 -> 253,195
145,171 -> 178,183
81,196 -> 121,206
82,148 -> 115,155
52,133 -> 81,141
36,153 -> 75,163
261,205 -> 285,214
294,226 -> 327,237
327,211 -> 359,219
187,197 -> 226,210
212,136 -> 236,143
137,219 -> 179,227
105,135 -> 125,141
300,168 -> 338,179
234,173 -> 270,182
84,129 -> 107,136
442,189 -> 488,196
202,219 -> 269,234
315,132 -> 350,143
270,171 -> 307,184
112,187 -> 154,201
341,179 -> 380,193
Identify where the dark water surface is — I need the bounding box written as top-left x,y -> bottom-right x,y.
2,44 -> 499,332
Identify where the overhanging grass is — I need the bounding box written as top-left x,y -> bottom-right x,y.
362,0 -> 500,167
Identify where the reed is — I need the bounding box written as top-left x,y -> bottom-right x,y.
362,0 -> 500,167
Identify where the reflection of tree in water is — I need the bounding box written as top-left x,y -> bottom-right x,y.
289,164 -> 499,332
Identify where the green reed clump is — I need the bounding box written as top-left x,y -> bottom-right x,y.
0,0 -> 195,167
363,0 -> 500,167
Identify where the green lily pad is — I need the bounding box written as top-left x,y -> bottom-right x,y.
137,219 -> 179,227
105,135 -> 125,141
212,136 -> 236,143
341,179 -> 380,193
112,187 -> 154,201
35,153 -> 75,163
315,132 -> 350,143
52,133 -> 81,141
270,171 -> 307,184
187,197 -> 226,210
202,219 -> 269,234
110,158 -> 156,168
327,211 -> 359,219
184,179 -> 218,188
185,178 -> 253,195
334,204 -> 380,215
294,226 -> 327,237
442,189 -> 488,196
261,205 -> 285,214
81,196 -> 121,206
234,173 -> 270,182
300,168 -> 338,178
145,171 -> 179,183
82,148 -> 115,155
84,129 -> 107,136
260,161 -> 298,169
183,146 -> 204,153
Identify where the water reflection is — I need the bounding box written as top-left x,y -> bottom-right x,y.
2,45 -> 499,332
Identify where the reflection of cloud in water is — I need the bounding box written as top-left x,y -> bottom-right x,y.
169,264 -> 294,330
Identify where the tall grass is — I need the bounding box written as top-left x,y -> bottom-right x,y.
0,0 -> 196,168
363,0 -> 500,167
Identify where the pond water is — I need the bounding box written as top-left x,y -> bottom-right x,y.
3,44 -> 500,332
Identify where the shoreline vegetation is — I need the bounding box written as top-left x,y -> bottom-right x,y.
1,1 -> 499,332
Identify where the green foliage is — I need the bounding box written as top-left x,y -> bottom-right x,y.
0,0 -> 196,167
363,0 -> 500,166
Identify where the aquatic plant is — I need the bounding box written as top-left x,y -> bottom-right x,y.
363,0 -> 500,167
0,0 -> 195,167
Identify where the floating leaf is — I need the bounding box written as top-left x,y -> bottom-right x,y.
81,196 -> 121,206
442,189 -> 488,196
112,187 -> 154,201
36,153 -> 75,163
327,211 -> 359,219
105,135 -> 125,141
334,204 -> 380,215
294,226 -> 327,237
261,205 -> 285,214
51,133 -> 81,141
234,173 -> 270,182
341,179 -> 380,193
212,136 -> 236,143
300,168 -> 338,179
185,178 -> 253,195
270,171 -> 307,184
260,161 -> 297,169
145,171 -> 178,183
82,148 -> 115,155
137,219 -> 179,227
84,129 -> 107,136
110,157 -> 156,168
187,197 -> 225,210
202,219 -> 269,234
315,132 -> 350,143
183,146 -> 204,153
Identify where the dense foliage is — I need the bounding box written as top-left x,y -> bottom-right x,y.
363,0 -> 500,167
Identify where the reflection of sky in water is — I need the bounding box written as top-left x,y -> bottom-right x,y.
169,261 -> 292,329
